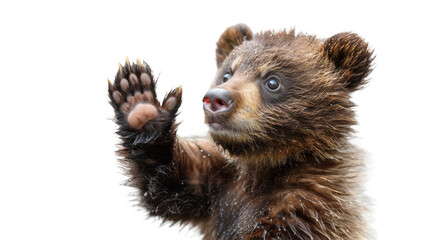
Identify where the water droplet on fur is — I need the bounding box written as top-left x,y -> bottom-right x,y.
207,153 -> 210,157
200,149 -> 203,152
203,155 -> 206,158
262,229 -> 268,240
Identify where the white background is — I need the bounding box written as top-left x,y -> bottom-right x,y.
1,1 -> 428,239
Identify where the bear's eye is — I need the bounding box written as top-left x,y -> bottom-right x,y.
222,72 -> 231,83
265,77 -> 280,91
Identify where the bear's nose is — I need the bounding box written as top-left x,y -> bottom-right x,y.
203,88 -> 233,113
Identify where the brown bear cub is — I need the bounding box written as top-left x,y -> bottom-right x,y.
108,24 -> 373,240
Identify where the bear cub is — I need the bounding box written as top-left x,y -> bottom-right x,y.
108,24 -> 373,240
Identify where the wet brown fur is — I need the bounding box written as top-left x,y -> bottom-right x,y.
109,24 -> 374,240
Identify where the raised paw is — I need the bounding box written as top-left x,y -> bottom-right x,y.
108,58 -> 182,131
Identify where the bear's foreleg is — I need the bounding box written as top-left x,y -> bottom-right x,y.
108,59 -> 230,222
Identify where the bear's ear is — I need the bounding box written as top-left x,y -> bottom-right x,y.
321,32 -> 374,91
216,24 -> 253,68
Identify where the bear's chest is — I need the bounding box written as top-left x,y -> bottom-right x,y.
213,180 -> 269,240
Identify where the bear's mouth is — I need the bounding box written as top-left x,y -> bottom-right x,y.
206,115 -> 230,131
208,122 -> 222,129
205,111 -> 258,135
205,115 -> 251,142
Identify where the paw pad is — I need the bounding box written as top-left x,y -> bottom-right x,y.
127,103 -> 158,129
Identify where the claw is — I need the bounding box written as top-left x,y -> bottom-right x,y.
137,58 -> 143,70
125,57 -> 131,70
118,64 -> 123,77
176,86 -> 183,96
108,79 -> 114,92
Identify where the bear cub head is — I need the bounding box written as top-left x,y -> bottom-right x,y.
203,24 -> 374,166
